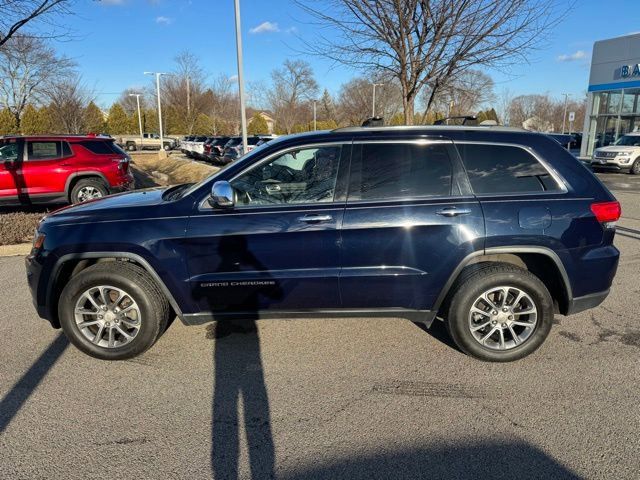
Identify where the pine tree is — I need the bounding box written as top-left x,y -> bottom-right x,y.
84,102 -> 105,133
192,113 -> 213,135
106,103 -> 130,135
247,112 -> 269,135
0,108 -> 18,135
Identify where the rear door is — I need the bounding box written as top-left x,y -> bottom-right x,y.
339,139 -> 484,311
20,140 -> 75,197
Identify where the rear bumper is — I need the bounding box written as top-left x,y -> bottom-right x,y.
109,175 -> 135,194
566,289 -> 609,315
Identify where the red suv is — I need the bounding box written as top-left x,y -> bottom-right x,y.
0,135 -> 134,205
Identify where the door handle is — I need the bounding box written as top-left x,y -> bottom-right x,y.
298,214 -> 333,223
436,207 -> 472,217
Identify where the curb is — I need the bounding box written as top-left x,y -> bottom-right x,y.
0,243 -> 32,257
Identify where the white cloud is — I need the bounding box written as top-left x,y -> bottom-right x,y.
557,50 -> 587,62
229,75 -> 239,82
285,26 -> 298,34
99,0 -> 126,5
249,21 -> 280,34
155,16 -> 172,25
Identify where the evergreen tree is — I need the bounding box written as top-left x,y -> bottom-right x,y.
144,109 -> 159,134
106,103 -> 130,135
247,112 -> 269,135
84,102 -> 105,133
0,108 -> 18,135
192,113 -> 213,135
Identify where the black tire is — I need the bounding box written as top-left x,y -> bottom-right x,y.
126,142 -> 137,152
58,262 -> 170,360
630,158 -> 640,175
445,263 -> 554,362
70,178 -> 108,204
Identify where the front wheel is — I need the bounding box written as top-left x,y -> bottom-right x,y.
445,263 -> 554,362
630,158 -> 640,175
58,262 -> 170,360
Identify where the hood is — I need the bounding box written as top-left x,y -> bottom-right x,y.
43,187 -> 169,224
595,145 -> 639,153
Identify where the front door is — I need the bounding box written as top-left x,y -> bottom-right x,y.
185,143 -> 350,314
339,140 -> 484,311
0,139 -> 22,199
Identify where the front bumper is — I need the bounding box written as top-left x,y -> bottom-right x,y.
591,158 -> 633,171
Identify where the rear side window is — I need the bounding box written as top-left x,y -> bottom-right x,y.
348,143 -> 454,201
28,141 -> 61,160
62,141 -> 72,157
79,140 -> 122,155
458,144 -> 562,194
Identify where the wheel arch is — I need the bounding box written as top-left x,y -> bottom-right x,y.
65,172 -> 109,202
434,246 -> 572,319
48,252 -> 183,328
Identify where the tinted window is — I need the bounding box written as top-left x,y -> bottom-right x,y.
231,146 -> 342,206
348,143 -> 453,201
79,140 -> 115,155
28,141 -> 61,160
459,144 -> 561,194
62,141 -> 72,157
0,142 -> 19,161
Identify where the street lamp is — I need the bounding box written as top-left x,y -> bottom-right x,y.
129,93 -> 143,150
372,83 -> 384,117
144,71 -> 169,150
561,93 -> 571,134
312,99 -> 317,131
233,0 -> 248,153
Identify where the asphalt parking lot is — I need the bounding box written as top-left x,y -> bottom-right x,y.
1,173 -> 639,479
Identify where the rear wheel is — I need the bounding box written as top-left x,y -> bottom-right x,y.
58,262 -> 170,360
445,263 -> 554,362
70,178 -> 108,204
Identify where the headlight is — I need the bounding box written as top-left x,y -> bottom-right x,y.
617,152 -> 631,156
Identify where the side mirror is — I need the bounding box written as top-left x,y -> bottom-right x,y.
208,181 -> 235,208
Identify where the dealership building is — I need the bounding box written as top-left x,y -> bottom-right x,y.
581,33 -> 640,158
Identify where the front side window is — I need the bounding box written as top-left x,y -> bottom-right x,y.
348,143 -> 454,201
27,141 -> 61,161
459,143 -> 562,194
615,135 -> 640,146
231,145 -> 342,206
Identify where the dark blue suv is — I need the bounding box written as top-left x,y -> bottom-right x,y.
25,126 -> 620,362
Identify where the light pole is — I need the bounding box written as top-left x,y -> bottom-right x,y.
144,71 -> 168,150
312,100 -> 317,131
129,93 -> 144,150
561,93 -> 571,133
372,83 -> 384,117
233,0 -> 248,153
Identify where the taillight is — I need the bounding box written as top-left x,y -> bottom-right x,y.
591,201 -> 621,224
116,157 -> 130,174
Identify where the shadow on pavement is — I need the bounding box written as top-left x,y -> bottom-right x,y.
0,333 -> 69,434
280,441 -> 581,479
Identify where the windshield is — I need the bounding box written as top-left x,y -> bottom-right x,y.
614,135 -> 640,146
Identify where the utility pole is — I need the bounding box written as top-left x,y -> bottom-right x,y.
561,93 -> 571,134
144,71 -> 168,150
372,83 -> 384,117
234,0 -> 248,153
129,93 -> 144,150
186,75 -> 191,119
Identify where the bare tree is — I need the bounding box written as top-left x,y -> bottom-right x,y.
337,77 -> 402,126
0,0 -> 73,47
496,87 -> 514,126
0,35 -> 75,126
298,0 -> 564,125
210,73 -> 239,134
46,74 -> 94,133
267,60 -> 319,134
508,94 -> 556,131
118,87 -> 148,116
423,70 -> 495,119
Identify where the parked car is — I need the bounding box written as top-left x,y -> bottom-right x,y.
188,136 -> 210,159
180,136 -> 195,155
591,132 -> 640,174
0,134 -> 134,205
27,126 -> 620,362
220,136 -> 273,164
117,133 -> 178,152
204,136 -> 231,163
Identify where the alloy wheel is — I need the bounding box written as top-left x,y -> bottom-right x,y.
77,186 -> 103,202
74,285 -> 142,348
468,286 -> 538,350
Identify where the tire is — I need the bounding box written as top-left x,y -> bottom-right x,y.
630,158 -> 640,175
70,178 -> 109,204
126,142 -> 137,152
58,262 -> 170,360
163,143 -> 171,151
445,263 -> 554,362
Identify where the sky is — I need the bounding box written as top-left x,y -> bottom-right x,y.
56,0 -> 640,108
